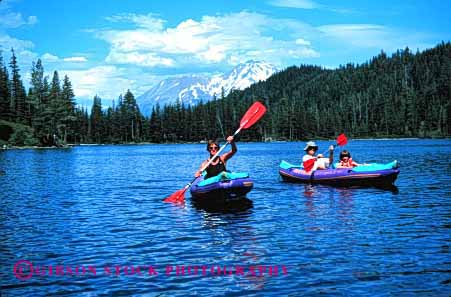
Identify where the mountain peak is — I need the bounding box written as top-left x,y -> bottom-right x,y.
137,61 -> 278,116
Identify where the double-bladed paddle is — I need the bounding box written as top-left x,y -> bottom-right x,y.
303,133 -> 348,172
163,101 -> 267,203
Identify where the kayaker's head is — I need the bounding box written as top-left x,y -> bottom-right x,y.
207,140 -> 220,156
340,150 -> 351,161
304,141 -> 318,156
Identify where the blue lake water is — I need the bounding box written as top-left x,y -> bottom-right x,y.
1,139 -> 450,296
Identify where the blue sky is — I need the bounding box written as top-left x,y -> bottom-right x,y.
0,0 -> 449,103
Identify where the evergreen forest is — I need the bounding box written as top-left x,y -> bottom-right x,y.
0,42 -> 450,147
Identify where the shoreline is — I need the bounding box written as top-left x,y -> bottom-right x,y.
2,137 -> 450,151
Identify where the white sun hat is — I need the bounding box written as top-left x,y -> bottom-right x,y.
303,141 -> 318,151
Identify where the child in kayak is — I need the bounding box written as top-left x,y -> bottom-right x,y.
302,141 -> 334,172
195,136 -> 236,179
336,150 -> 361,168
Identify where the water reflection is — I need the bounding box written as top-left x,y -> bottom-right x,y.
302,184 -> 356,229
303,183 -> 399,197
191,197 -> 253,214
191,197 -> 274,291
302,183 -> 399,222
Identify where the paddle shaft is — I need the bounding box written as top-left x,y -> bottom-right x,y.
320,134 -> 347,155
320,144 -> 336,157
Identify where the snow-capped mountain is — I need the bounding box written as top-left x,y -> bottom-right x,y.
137,61 -> 277,116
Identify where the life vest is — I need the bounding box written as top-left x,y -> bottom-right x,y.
339,158 -> 357,168
205,157 -> 226,178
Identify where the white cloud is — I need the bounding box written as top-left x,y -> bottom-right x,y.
288,47 -> 319,58
268,0 -> 320,9
27,15 -> 38,25
318,24 -> 402,49
268,1 -> 361,15
197,45 -> 227,63
0,34 -> 38,71
41,53 -> 88,63
105,50 -> 174,67
96,11 -> 320,68
60,66 -> 149,100
41,53 -> 59,62
0,0 -> 37,29
295,38 -> 311,46
105,13 -> 165,31
315,23 -> 436,63
63,56 -> 88,62
0,34 -> 34,51
0,12 -> 38,28
0,4 -> 38,72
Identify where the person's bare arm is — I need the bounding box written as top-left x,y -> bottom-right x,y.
221,136 -> 237,162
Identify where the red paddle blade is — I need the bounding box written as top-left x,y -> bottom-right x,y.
240,101 -> 267,129
303,159 -> 315,172
336,133 -> 348,146
163,188 -> 187,203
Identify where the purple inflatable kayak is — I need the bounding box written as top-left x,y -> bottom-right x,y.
190,172 -> 253,202
279,160 -> 399,186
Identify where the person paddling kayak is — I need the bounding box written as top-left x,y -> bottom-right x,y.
302,141 -> 334,171
195,136 -> 237,179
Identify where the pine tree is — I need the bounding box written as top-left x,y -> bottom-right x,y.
9,49 -> 27,124
59,75 -> 76,143
28,59 -> 47,142
90,95 -> 103,143
149,104 -> 162,142
0,53 -> 11,121
46,70 -> 62,144
123,89 -> 141,142
39,76 -> 55,145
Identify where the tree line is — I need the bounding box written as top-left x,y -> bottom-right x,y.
0,42 -> 450,146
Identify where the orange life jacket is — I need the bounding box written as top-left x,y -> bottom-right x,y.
339,158 -> 357,168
